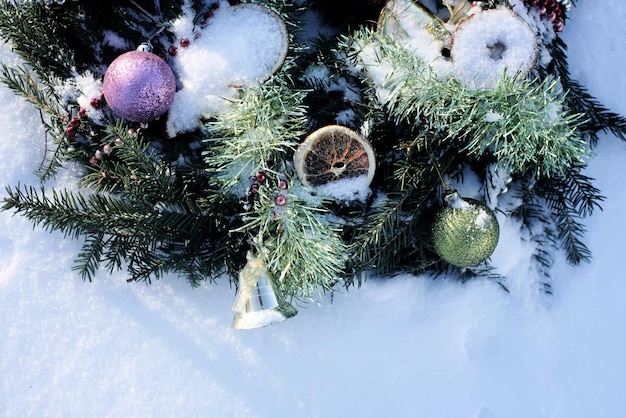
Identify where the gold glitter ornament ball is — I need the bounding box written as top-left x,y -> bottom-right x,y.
431,193 -> 499,268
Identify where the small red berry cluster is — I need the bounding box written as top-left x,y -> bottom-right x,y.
167,2 -> 221,57
249,171 -> 289,210
522,0 -> 570,33
63,97 -> 135,167
63,99 -> 98,140
66,97 -> 102,135
64,116 -> 82,140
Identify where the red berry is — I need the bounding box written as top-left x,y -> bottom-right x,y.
78,108 -> 87,118
211,2 -> 220,10
168,46 -> 178,56
255,172 -> 267,183
275,194 -> 287,206
278,179 -> 288,190
555,20 -> 564,32
250,184 -> 260,193
180,38 -> 190,48
64,125 -> 77,138
90,98 -> 100,108
204,11 -> 214,20
69,117 -> 81,128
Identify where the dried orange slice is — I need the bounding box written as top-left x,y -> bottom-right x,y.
294,125 -> 376,188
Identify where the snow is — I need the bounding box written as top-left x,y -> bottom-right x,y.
484,112 -> 504,122
2,2 -> 626,417
382,0 -> 453,77
57,72 -> 105,121
302,63 -> 361,125
451,8 -> 538,89
166,0 -> 289,136
315,175 -> 372,203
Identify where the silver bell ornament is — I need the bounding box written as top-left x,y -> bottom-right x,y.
232,254 -> 297,329
431,192 -> 500,268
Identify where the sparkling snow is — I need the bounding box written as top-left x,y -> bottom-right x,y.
1,2 -> 626,417
166,0 -> 289,135
450,8 -> 538,89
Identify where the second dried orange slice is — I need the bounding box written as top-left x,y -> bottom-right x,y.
294,125 -> 376,189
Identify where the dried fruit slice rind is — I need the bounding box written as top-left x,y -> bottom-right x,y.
227,3 -> 290,87
294,125 -> 376,188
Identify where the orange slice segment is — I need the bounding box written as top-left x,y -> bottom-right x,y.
294,125 -> 376,188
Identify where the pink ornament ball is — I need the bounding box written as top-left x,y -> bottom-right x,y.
103,51 -> 176,123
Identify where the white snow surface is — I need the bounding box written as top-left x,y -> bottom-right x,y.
2,3 -> 626,417
451,8 -> 538,89
166,0 -> 289,135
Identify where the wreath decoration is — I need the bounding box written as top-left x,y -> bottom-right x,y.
0,0 -> 624,327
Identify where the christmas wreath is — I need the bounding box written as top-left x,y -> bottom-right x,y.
1,0 -> 624,327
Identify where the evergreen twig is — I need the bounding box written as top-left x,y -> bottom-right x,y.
0,64 -> 70,179
204,70 -> 346,299
551,37 -> 626,145
203,77 -> 308,192
350,29 -> 590,178
537,167 -> 604,264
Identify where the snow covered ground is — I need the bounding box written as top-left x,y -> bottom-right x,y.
1,2 -> 626,417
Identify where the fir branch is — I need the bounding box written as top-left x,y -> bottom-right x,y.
550,37 -> 626,145
510,175 -> 558,291
83,122 -> 185,204
536,173 -> 596,264
558,164 -> 605,217
347,29 -> 590,178
349,190 -> 422,278
2,183 -> 234,283
73,232 -> 106,281
3,185 -> 198,238
553,207 -> 590,265
0,64 -> 65,119
203,77 -> 308,192
238,175 -> 347,299
0,63 -> 70,179
457,264 -> 508,289
125,243 -> 168,283
0,2 -> 74,78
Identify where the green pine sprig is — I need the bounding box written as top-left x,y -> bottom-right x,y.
2,183 -> 238,284
351,29 -> 590,178
550,36 -> 626,146
203,76 -> 308,192
0,64 -> 72,179
536,166 -> 604,264
238,175 -> 347,299
203,73 -> 347,299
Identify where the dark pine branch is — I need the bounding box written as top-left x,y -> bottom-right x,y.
551,37 -> 626,146
537,173 -> 595,265
2,184 -> 237,283
73,232 -> 106,281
